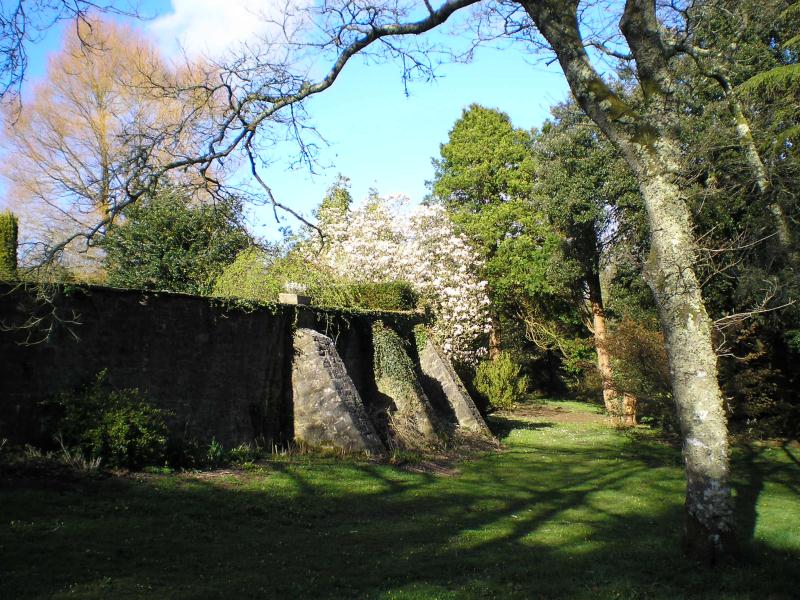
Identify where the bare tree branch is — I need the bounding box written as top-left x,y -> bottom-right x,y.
0,1 -> 139,107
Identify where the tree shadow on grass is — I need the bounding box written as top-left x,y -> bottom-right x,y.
732,441 -> 800,547
1,437 -> 799,599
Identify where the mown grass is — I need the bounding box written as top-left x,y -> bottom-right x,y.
1,399 -> 798,599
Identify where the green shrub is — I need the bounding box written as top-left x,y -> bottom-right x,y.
214,248 -> 417,311
0,210 -> 18,280
212,247 -> 279,302
165,437 -> 205,470
473,352 -> 529,411
331,281 -> 417,311
206,438 -> 225,466
53,371 -> 169,470
226,443 -> 261,466
213,248 -> 351,306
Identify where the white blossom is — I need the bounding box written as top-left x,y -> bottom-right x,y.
304,195 -> 491,364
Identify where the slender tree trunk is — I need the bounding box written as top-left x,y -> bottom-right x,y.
591,298 -> 617,416
488,313 -> 502,360
726,92 -> 795,253
521,0 -> 735,561
730,104 -> 796,262
704,66 -> 795,254
587,271 -> 624,422
96,95 -> 114,225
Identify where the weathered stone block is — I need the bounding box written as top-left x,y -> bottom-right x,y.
370,321 -> 441,447
278,293 -> 311,305
292,328 -> 385,454
419,340 -> 490,435
376,373 -> 438,444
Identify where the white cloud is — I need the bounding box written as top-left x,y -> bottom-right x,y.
150,0 -> 310,59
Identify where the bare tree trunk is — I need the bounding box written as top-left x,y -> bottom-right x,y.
693,57 -> 795,254
622,393 -> 638,426
592,298 -> 617,416
587,272 -> 624,421
728,101 -> 795,254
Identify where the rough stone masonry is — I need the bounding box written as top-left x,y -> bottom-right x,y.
0,283 -> 490,453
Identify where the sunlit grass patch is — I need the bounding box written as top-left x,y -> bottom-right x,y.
1,399 -> 798,599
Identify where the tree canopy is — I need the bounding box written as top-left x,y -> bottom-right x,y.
102,187 -> 250,295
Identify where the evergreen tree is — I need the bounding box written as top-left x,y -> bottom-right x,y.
0,210 -> 18,280
429,105 -> 570,362
533,101 -> 645,422
102,188 -> 250,295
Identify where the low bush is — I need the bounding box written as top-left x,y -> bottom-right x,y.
606,317 -> 676,431
206,438 -> 225,466
332,281 -> 417,311
213,248 -> 354,306
473,352 -> 529,411
164,438 -> 264,470
52,371 -> 169,470
214,248 -> 417,311
720,322 -> 800,439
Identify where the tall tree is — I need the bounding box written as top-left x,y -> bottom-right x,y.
671,0 -> 800,438
0,1 -> 133,103
433,102 -> 647,423
0,17 -> 201,272
679,0 -> 799,258
534,101 -> 645,424
0,210 -> 18,280
429,104 -> 540,358
475,0 -> 732,559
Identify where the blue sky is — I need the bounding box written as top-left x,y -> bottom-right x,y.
11,0 -> 572,239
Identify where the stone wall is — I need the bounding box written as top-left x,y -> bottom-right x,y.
419,340 -> 490,435
0,283 -> 489,454
0,284 -> 293,448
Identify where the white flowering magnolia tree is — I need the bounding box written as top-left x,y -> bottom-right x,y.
304,194 -> 491,364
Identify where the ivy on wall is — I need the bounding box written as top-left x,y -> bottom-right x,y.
373,320 -> 417,383
372,320 -> 437,448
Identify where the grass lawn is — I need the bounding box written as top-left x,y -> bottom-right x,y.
1,399 -> 798,599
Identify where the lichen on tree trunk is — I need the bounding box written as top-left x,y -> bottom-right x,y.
637,141 -> 735,561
